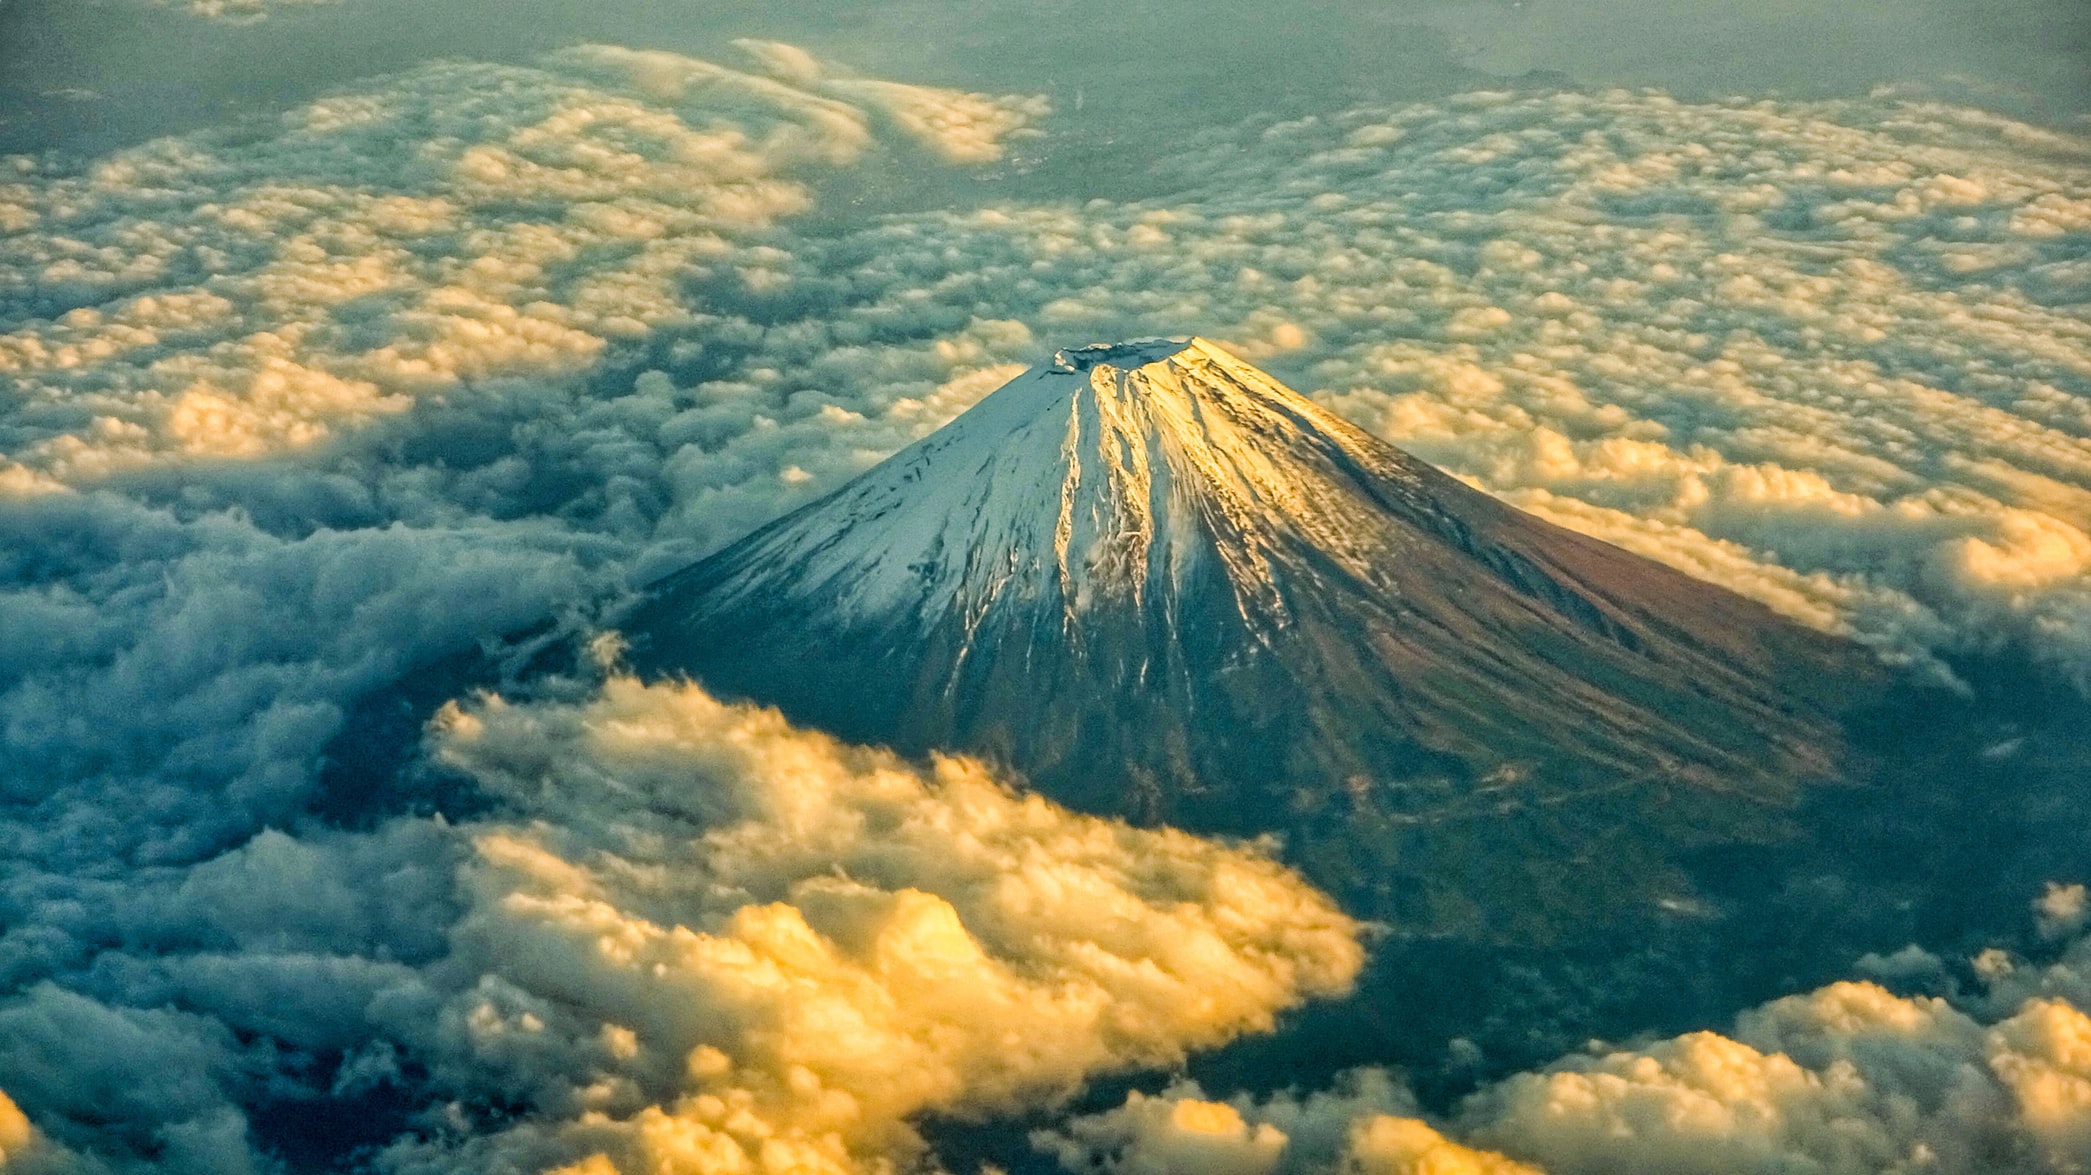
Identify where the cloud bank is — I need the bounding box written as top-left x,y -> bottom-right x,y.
369,673 -> 1362,1174
817,90 -> 2091,683
0,39 -> 1040,484
1042,903 -> 2091,1175
2,29 -> 2089,1173
0,671 -> 1360,1174
9,61 -> 2088,682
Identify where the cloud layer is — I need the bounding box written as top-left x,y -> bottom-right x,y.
9,62 -> 2087,682
0,671 -> 1361,1174
0,29 -> 2088,1174
0,40 -> 1041,485
1042,908 -> 2091,1175
371,673 -> 1361,1174
813,90 -> 2091,683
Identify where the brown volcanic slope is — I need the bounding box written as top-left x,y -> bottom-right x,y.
620,338 -> 1891,939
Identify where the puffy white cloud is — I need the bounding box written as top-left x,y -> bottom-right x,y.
2035,885 -> 2091,942
1039,1092 -> 1293,1175
798,89 -> 2091,683
1345,1117 -> 1542,1175
371,674 -> 1362,1173
0,41 -> 1040,484
1032,1070 -> 1525,1175
1463,983 -> 2002,1174
1046,925 -> 2091,1175
0,665 -> 1359,1175
0,43 -> 1055,1173
3,31 -> 2089,1174
1034,1070 -> 1539,1175
0,984 -> 271,1174
0,812 -> 457,1172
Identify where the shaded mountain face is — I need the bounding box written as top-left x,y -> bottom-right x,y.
622,337 -> 1890,939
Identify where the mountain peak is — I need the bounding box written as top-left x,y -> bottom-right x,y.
649,334 -> 1379,628
625,338 -> 1882,936
1047,336 -> 1202,372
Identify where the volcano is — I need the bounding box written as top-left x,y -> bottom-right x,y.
621,337 -> 1889,936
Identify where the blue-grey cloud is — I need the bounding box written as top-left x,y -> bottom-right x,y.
1,32 -> 2089,1173
1042,895 -> 2091,1175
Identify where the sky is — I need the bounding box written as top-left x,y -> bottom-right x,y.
0,1 -> 2089,1172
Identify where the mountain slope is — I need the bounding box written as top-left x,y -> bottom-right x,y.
621,337 -> 1889,936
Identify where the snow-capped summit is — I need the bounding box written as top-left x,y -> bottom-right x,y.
625,337 -> 1883,935
1046,337 -> 1198,370
642,335 -> 1460,633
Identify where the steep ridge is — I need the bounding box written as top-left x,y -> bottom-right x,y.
622,337 -> 1891,937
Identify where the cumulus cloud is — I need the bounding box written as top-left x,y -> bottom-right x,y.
3,30 -> 2090,1173
1043,885 -> 2091,1175
0,815 -> 459,1172
1443,971 -> 2091,1175
1046,946 -> 2091,1175
0,43 -> 1057,1173
0,672 -> 1359,1174
0,40 -> 1041,483
387,674 -> 1360,1173
788,89 -> 2091,683
1031,1069 -> 1542,1175
2037,885 -> 2090,942
1039,1091 -> 1297,1175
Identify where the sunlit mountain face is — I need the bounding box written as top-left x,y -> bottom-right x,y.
617,339 -> 2086,1126
3,3 -> 2091,1173
628,338 -> 1878,934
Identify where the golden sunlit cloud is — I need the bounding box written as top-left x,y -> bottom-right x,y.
381,673 -> 1363,1173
